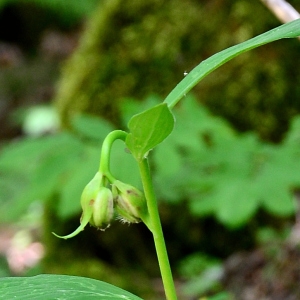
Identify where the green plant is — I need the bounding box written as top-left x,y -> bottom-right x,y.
153,94 -> 300,227
1,18 -> 300,300
0,0 -> 99,24
177,252 -> 223,297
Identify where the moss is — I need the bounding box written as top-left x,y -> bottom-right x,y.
54,0 -> 222,126
55,0 -> 300,141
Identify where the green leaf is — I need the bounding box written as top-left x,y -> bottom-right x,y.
0,274 -> 143,300
120,95 -> 161,127
164,19 -> 300,108
58,146 -> 99,219
71,114 -> 114,141
0,133 -> 83,222
284,116 -> 300,145
126,103 -> 175,161
154,139 -> 182,178
260,185 -> 294,216
0,135 -> 68,171
110,139 -> 141,187
252,144 -> 298,216
189,196 -> 216,217
215,180 -> 259,228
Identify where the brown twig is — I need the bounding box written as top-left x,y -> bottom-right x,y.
261,0 -> 300,40
261,0 -> 300,23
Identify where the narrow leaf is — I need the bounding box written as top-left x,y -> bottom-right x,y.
0,274 -> 143,300
164,18 -> 300,108
126,103 -> 175,161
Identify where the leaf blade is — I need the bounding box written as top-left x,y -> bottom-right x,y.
164,18 -> 300,108
0,274 -> 143,300
126,103 -> 175,161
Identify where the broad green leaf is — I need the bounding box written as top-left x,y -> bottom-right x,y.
174,95 -> 233,138
154,139 -> 182,178
215,180 -> 259,228
110,139 -> 141,187
255,172 -> 295,216
126,103 -> 175,161
164,19 -> 300,108
164,95 -> 235,156
284,116 -> 300,146
189,196 -> 216,217
252,144 -> 299,216
71,114 -> 114,141
0,274 -> 143,300
0,135 -> 68,171
120,95 -> 161,127
58,146 -> 99,219
0,133 -> 83,222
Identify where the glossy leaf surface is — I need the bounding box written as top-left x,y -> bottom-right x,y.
0,275 -> 143,300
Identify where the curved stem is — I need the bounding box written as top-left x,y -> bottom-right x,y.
99,130 -> 128,183
138,158 -> 177,300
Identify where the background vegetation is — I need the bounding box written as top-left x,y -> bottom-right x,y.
0,0 -> 300,299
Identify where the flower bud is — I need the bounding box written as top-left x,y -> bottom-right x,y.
53,172 -> 114,239
88,187 -> 114,229
112,180 -> 148,224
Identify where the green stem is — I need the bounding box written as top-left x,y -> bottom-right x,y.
138,158 -> 178,300
99,130 -> 128,183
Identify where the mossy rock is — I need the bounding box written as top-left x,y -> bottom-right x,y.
54,0 -> 300,141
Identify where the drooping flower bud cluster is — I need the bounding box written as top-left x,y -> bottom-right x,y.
112,180 -> 148,224
53,172 -> 148,239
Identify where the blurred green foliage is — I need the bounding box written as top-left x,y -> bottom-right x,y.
53,0 -> 300,141
178,252 -> 223,297
0,0 -> 99,25
1,1 -> 299,298
1,95 -> 299,228
128,95 -> 300,227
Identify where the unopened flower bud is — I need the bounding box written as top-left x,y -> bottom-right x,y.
88,187 -> 114,229
112,180 -> 148,224
53,172 -> 114,239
